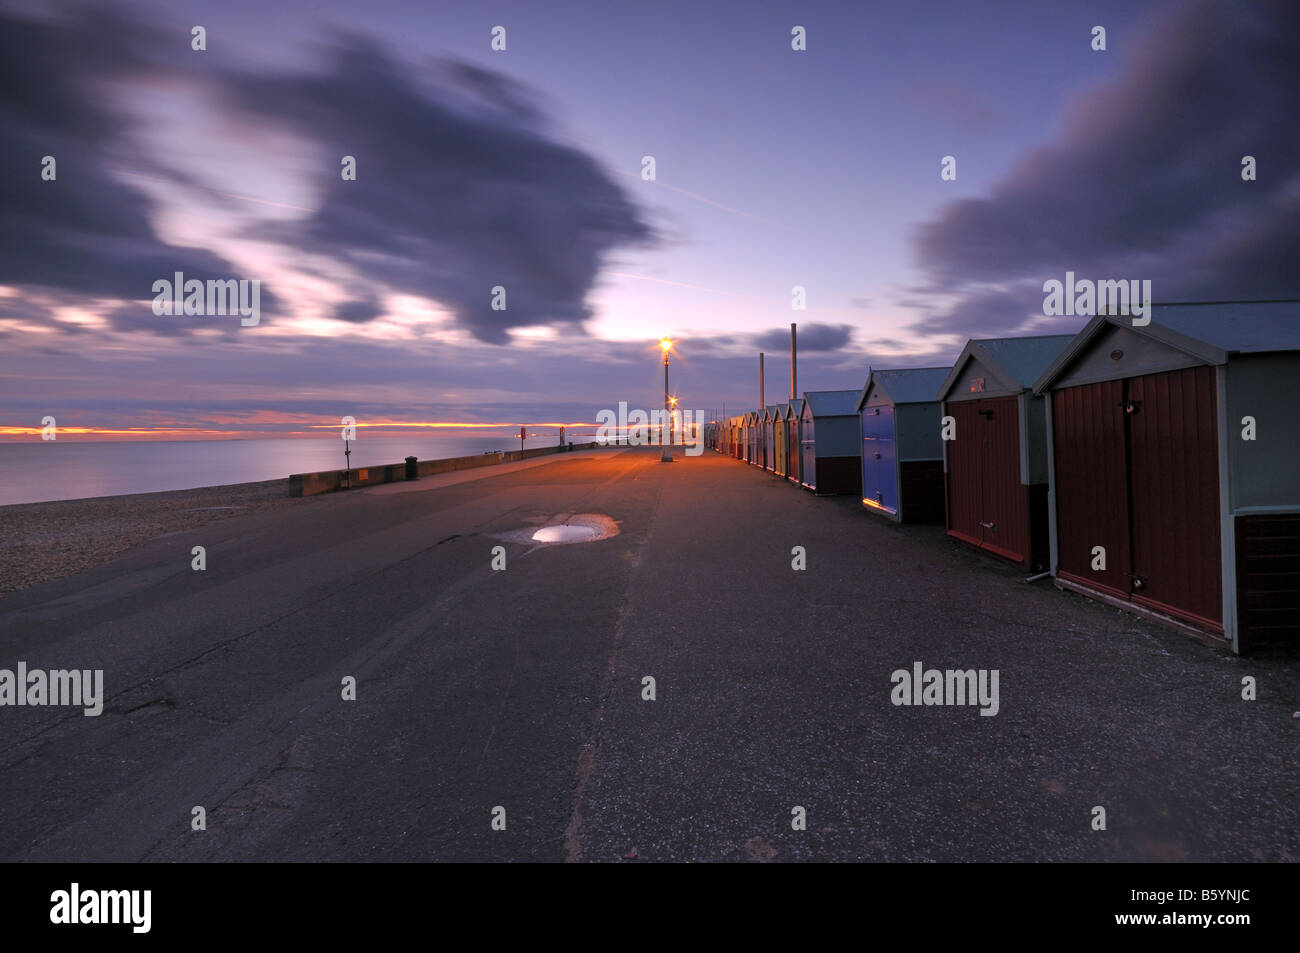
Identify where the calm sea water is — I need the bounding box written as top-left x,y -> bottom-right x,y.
0,434 -> 591,506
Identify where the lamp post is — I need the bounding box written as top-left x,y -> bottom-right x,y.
660,337 -> 673,446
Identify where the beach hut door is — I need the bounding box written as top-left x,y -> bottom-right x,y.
861,405 -> 898,513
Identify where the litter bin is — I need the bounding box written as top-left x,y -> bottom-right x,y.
404,456 -> 418,480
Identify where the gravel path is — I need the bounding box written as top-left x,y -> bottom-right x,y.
0,479 -> 319,597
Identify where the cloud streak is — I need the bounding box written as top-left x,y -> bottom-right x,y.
911,0 -> 1300,338
225,33 -> 655,343
0,6 -> 652,345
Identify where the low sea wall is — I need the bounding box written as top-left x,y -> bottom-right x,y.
288,442 -> 600,497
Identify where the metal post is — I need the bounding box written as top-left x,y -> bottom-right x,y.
663,352 -> 670,446
790,322 -> 797,400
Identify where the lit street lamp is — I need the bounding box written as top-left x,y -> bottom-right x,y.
660,337 -> 673,447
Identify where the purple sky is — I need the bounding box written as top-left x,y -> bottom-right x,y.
2,0 -> 1297,439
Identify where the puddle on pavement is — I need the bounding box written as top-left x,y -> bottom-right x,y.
499,513 -> 619,547
533,524 -> 601,542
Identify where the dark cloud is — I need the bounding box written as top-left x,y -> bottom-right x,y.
0,8 -> 255,315
3,327 -> 882,428
332,297 -> 384,324
911,283 -> 1083,340
435,61 -> 547,125
913,0 -> 1300,338
754,323 -> 853,352
0,7 -> 648,344
223,35 -> 653,344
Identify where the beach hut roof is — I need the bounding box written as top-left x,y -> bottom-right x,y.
938,334 -> 1074,400
764,404 -> 781,420
1034,303 -> 1300,393
788,397 -> 804,417
802,389 -> 861,417
856,366 -> 951,411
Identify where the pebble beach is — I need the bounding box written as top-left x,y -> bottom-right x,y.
0,479 -> 314,597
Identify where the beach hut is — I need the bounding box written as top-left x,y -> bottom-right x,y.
786,398 -> 804,484
772,404 -> 791,477
733,416 -> 743,459
797,390 -> 863,494
1034,305 -> 1300,653
857,366 -> 951,523
937,334 -> 1074,570
747,411 -> 760,464
763,405 -> 781,471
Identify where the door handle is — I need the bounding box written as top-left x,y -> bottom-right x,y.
979,521 -> 996,530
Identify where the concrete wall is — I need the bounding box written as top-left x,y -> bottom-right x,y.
289,442 -> 600,497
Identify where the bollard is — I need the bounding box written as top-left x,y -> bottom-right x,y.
405,456 -> 418,480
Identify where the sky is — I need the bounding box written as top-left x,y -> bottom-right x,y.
1,0 -> 1297,440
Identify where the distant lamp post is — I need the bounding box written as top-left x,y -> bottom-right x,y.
660,337 -> 673,447
660,337 -> 677,461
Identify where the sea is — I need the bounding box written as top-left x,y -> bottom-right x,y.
0,434 -> 593,506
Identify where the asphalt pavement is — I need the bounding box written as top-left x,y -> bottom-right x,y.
1,446 -> 1295,861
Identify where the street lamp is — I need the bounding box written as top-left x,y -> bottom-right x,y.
660,337 -> 673,446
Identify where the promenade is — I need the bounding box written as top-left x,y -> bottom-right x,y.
0,446 -> 1294,861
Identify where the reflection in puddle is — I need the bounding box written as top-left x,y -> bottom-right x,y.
532,524 -> 601,543
518,513 -> 619,546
